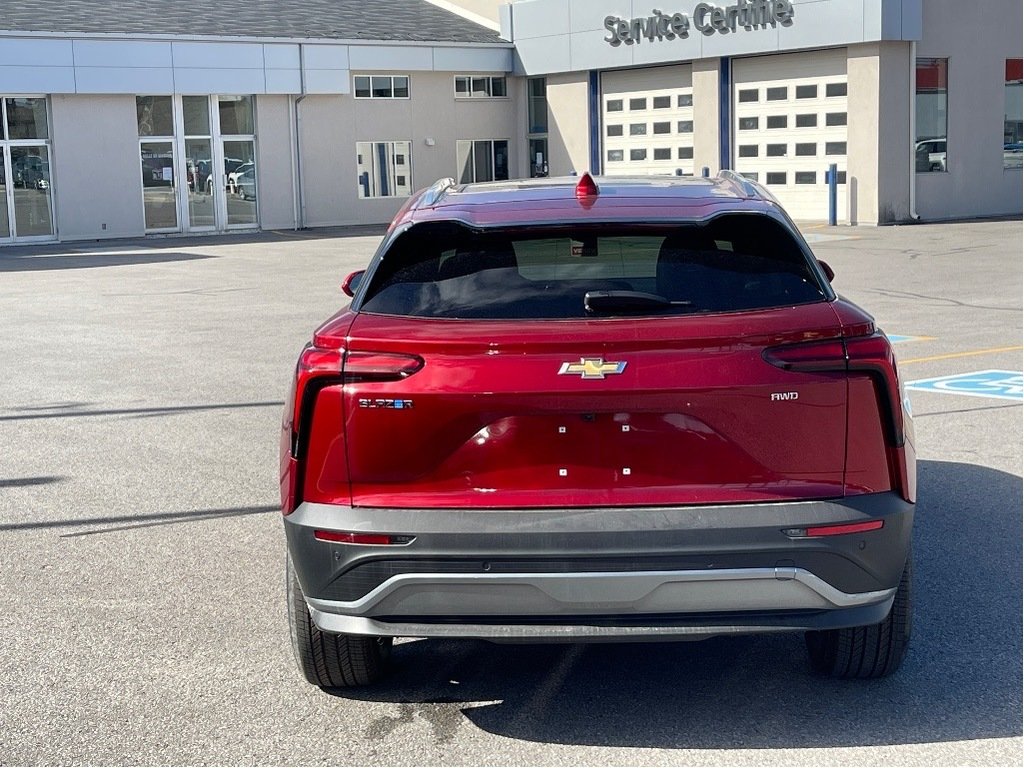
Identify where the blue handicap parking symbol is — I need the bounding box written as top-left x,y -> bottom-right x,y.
905,370 -> 1023,401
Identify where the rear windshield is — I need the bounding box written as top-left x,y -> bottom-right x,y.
359,214 -> 826,319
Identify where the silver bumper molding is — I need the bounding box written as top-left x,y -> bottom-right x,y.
306,567 -> 895,640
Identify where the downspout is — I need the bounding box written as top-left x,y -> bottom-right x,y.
909,41 -> 920,220
293,44 -> 308,230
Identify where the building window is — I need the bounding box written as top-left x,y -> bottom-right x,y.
653,148 -> 672,160
528,77 -> 548,134
825,141 -> 847,155
527,77 -> 548,177
630,148 -> 647,161
766,143 -> 787,157
796,113 -> 818,127
607,149 -> 624,162
606,124 -> 623,137
607,99 -> 623,112
740,172 -> 758,182
677,146 -> 694,160
915,58 -> 947,173
653,122 -> 671,135
678,94 -> 693,107
766,87 -> 787,101
795,85 -> 817,99
795,171 -> 816,184
738,144 -> 758,157
766,172 -> 786,185
354,75 -> 410,99
738,89 -> 758,102
677,120 -> 693,133
653,95 -> 671,109
826,82 -> 848,97
1005,59 -> 1022,169
767,115 -> 788,129
825,112 -> 847,126
357,140 -> 412,197
455,75 -> 507,98
795,143 -> 816,156
738,117 -> 759,130
629,123 -> 647,136
1,96 -> 54,240
457,139 -> 508,183
629,98 -> 647,111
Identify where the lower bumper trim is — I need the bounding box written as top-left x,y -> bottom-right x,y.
306,566 -> 895,639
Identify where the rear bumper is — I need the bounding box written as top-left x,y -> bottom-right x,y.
284,493 -> 912,641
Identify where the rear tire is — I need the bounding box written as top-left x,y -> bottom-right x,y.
286,555 -> 392,688
805,552 -> 912,679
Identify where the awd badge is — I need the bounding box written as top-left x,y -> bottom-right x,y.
558,358 -> 627,380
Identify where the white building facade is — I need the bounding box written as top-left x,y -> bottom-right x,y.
503,0 -> 1023,224
0,0 -> 1019,244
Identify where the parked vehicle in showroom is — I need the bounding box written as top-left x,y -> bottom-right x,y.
280,172 -> 916,688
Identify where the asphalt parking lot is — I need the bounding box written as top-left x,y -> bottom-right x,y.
1,219 -> 1021,766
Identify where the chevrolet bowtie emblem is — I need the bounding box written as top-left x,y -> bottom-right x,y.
558,358 -> 627,380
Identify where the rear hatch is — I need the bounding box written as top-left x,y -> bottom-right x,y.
343,215 -> 846,509
344,309 -> 845,508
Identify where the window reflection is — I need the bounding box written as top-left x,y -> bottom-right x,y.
915,58 -> 948,173
1005,59 -> 1022,170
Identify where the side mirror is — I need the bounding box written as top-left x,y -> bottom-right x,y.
341,270 -> 365,297
817,259 -> 835,283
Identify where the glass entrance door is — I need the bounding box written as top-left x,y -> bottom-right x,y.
139,141 -> 178,231
1,97 -> 55,241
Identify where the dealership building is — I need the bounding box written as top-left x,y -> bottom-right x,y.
0,0 -> 1020,244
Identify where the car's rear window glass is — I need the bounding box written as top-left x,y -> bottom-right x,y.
359,216 -> 826,319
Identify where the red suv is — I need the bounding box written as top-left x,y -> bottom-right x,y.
280,173 -> 915,688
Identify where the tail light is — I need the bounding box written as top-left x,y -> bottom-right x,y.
343,351 -> 424,382
783,520 -> 884,538
763,330 -> 905,447
281,345 -> 344,515
314,530 -> 415,545
281,346 -> 424,515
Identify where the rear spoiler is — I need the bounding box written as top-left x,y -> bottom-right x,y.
717,169 -> 782,207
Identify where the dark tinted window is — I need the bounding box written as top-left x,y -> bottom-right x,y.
738,89 -> 758,102
766,87 -> 787,100
826,112 -> 847,126
766,172 -> 786,185
826,82 -> 847,97
739,117 -> 759,130
767,115 -> 788,129
607,124 -> 623,136
677,146 -> 694,159
766,143 -> 787,157
607,99 -> 623,112
629,98 -> 647,110
738,144 -> 758,157
796,84 -> 817,99
654,147 -> 671,160
825,141 -> 847,155
678,94 -> 693,107
795,142 -> 816,156
653,95 -> 671,108
360,219 -> 825,319
795,171 -> 816,184
653,122 -> 671,134
796,113 -> 818,127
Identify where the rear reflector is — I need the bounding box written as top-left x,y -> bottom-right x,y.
344,351 -> 424,382
783,520 -> 884,538
314,530 -> 415,545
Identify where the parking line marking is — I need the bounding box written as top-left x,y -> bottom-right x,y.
899,345 -> 1023,365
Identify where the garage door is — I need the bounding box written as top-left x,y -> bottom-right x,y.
602,65 -> 694,177
733,50 -> 848,221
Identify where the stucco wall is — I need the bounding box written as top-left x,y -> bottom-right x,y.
299,71 -> 519,227
692,59 -> 721,176
913,0 -> 1023,220
50,94 -> 145,240
545,71 -> 590,176
255,95 -> 296,231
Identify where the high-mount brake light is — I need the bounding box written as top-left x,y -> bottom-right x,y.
343,351 -> 424,382
575,172 -> 600,201
783,520 -> 884,538
314,530 -> 415,546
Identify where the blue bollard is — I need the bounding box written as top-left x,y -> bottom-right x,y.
827,163 -> 838,226
701,166 -> 710,178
